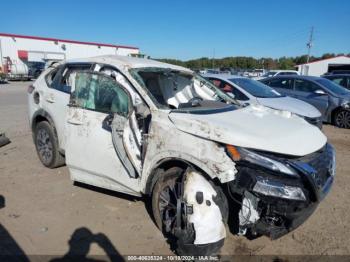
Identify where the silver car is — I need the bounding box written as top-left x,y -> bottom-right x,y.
203,74 -> 322,128
261,75 -> 350,129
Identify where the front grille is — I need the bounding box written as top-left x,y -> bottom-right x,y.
293,144 -> 334,191
258,144 -> 334,193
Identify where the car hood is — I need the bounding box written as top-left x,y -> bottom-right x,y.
169,104 -> 327,156
256,96 -> 321,118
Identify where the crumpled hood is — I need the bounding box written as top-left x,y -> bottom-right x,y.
256,96 -> 321,118
169,105 -> 327,156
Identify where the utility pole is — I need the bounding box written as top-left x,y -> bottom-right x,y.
306,26 -> 314,63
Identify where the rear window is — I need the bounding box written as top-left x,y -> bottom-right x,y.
278,72 -> 298,76
268,78 -> 293,89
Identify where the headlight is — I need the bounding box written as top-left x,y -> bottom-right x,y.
226,145 -> 298,177
253,176 -> 306,201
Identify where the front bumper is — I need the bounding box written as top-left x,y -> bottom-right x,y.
227,143 -> 335,239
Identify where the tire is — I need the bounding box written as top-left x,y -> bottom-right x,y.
34,121 -> 65,168
152,167 -> 227,256
334,109 -> 350,129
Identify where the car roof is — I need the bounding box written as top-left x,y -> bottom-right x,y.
262,75 -> 321,81
201,73 -> 245,80
323,74 -> 350,77
66,55 -> 192,73
269,70 -> 297,73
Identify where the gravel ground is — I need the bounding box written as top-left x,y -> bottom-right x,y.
0,81 -> 349,258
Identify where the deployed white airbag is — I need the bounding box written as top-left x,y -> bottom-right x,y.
183,171 -> 226,245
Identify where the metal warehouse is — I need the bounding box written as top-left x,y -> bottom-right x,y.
296,55 -> 350,76
0,33 -> 139,79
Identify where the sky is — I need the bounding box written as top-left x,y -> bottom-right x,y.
1,0 -> 349,60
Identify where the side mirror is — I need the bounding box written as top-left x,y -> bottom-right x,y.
314,89 -> 326,95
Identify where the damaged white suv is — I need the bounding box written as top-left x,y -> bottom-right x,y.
28,55 -> 336,255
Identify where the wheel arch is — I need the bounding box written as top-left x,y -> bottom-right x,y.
144,157 -> 218,196
331,106 -> 344,124
31,109 -> 58,140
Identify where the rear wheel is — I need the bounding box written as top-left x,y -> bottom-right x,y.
334,109 -> 350,129
34,121 -> 65,168
152,167 -> 227,256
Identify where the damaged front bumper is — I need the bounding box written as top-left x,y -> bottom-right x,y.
227,143 -> 335,240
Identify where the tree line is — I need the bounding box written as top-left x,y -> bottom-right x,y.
156,53 -> 350,70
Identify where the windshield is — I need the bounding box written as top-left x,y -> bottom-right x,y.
129,67 -> 237,111
262,72 -> 276,77
230,78 -> 282,98
315,78 -> 350,96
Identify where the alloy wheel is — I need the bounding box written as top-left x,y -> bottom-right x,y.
36,128 -> 53,165
335,110 -> 350,129
158,178 -> 183,234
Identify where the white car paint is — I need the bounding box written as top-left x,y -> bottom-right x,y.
253,70 -> 299,80
202,73 -> 321,119
169,104 -> 326,156
28,55 -> 331,250
257,96 -> 321,118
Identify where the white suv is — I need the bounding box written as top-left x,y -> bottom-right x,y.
28,55 -> 335,255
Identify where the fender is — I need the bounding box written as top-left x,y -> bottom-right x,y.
31,109 -> 63,154
142,149 -> 237,195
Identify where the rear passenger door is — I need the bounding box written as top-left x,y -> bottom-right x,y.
43,63 -> 93,150
293,79 -> 329,116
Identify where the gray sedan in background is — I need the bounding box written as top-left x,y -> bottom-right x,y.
203,74 -> 322,128
261,75 -> 350,128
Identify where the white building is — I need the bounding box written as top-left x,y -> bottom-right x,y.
296,55 -> 350,76
0,33 -> 139,78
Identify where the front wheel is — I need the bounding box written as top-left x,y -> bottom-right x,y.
334,109 -> 350,129
152,167 -> 227,256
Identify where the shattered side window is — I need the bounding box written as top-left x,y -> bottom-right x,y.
129,68 -> 238,109
74,72 -> 130,117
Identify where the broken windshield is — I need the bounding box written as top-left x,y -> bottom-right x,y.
129,67 -> 238,111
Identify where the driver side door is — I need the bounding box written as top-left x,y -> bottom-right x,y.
293,79 -> 329,116
64,71 -> 141,196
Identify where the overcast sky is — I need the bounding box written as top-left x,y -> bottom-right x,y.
2,0 -> 349,60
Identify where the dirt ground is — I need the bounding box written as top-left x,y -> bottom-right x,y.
0,81 -> 350,258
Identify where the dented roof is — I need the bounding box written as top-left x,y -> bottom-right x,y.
67,55 -> 193,72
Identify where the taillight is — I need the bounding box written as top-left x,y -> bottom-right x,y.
28,84 -> 35,94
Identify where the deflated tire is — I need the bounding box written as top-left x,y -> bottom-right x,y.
152,167 -> 228,255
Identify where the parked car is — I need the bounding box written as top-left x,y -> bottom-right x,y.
203,73 -> 322,128
261,75 -> 350,128
325,70 -> 350,75
322,74 -> 350,90
253,70 -> 299,80
28,55 -> 335,255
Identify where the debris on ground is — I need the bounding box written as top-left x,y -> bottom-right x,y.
0,133 -> 10,148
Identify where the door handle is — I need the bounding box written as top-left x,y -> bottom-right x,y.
67,118 -> 83,125
45,94 -> 55,103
